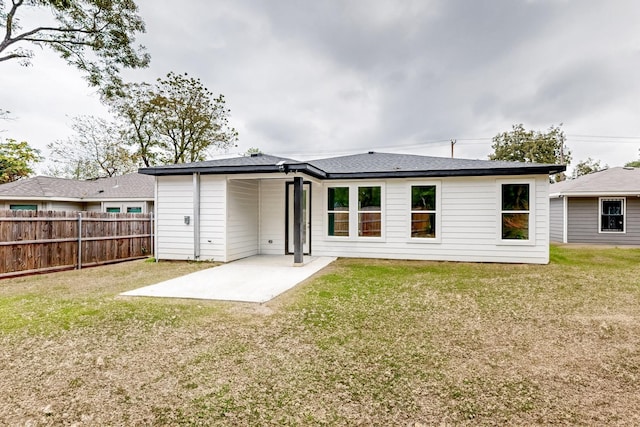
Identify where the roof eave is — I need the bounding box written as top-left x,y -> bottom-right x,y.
551,191 -> 640,197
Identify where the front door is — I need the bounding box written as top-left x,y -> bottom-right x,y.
286,182 -> 311,255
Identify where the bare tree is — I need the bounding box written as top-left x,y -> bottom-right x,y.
47,115 -> 139,179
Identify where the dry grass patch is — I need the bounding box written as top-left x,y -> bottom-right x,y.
1,247 -> 639,425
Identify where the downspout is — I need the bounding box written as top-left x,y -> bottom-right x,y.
193,172 -> 201,260
154,177 -> 159,262
562,195 -> 568,243
258,180 -> 262,255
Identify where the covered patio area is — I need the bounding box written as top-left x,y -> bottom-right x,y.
120,255 -> 336,303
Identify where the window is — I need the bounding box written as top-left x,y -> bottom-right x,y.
10,204 -> 37,211
327,187 -> 349,236
600,198 -> 624,232
106,207 -> 121,213
126,206 -> 142,213
501,183 -> 530,240
411,185 -> 436,238
358,186 -> 381,237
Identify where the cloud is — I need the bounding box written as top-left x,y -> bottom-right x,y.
2,0 -> 640,170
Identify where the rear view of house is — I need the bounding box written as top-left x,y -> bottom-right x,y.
550,167 -> 640,245
140,152 -> 565,264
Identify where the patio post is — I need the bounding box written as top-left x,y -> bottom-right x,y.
293,176 -> 303,265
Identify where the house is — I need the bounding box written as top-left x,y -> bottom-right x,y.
139,152 -> 565,264
0,173 -> 155,213
549,166 -> 640,245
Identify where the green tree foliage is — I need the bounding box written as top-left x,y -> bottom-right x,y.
109,82 -> 158,167
245,147 -> 262,156
625,160 -> 640,168
490,124 -> 571,182
625,149 -> 640,168
0,138 -> 41,183
46,115 -> 139,179
109,72 -> 238,165
572,157 -> 607,178
0,0 -> 149,96
489,124 -> 571,165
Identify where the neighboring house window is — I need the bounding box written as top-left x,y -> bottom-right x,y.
10,204 -> 37,211
106,207 -> 121,213
411,185 -> 437,238
327,187 -> 349,236
127,207 -> 142,213
600,198 -> 625,232
358,186 -> 381,237
501,183 -> 530,240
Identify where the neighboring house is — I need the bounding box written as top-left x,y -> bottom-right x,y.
549,166 -> 640,245
140,152 -> 564,264
0,173 -> 155,213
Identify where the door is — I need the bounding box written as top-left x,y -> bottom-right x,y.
286,182 -> 311,255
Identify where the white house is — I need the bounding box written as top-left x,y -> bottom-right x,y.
139,152 -> 565,264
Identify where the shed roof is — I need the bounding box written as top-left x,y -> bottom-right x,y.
0,173 -> 154,200
550,167 -> 640,196
139,152 -> 565,178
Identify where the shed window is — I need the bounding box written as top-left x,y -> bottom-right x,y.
411,185 -> 436,238
327,187 -> 349,236
600,198 -> 624,232
10,204 -> 37,211
126,207 -> 142,213
106,207 -> 121,213
501,183 -> 529,240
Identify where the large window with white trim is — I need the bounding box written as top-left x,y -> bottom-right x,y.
326,184 -> 384,238
411,185 -> 436,238
501,183 -> 530,240
600,198 -> 625,232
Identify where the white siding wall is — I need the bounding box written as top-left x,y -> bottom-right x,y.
259,180 -> 286,255
156,175 -> 195,260
311,175 -> 551,264
199,175 -> 227,261
226,179 -> 259,261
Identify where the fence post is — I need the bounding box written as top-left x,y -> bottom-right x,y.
77,212 -> 82,270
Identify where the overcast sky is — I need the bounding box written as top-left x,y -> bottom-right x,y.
2,0 -> 640,173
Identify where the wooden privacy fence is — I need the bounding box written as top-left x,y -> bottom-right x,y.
0,210 -> 153,278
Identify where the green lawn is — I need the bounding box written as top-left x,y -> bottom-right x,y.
1,246 -> 639,425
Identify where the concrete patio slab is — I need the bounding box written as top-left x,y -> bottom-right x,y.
120,255 -> 336,303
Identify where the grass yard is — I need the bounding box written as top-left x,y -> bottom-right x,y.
1,246 -> 639,425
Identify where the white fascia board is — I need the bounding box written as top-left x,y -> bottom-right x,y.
552,191 -> 640,197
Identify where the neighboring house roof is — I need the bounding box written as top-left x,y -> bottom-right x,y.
0,173 -> 155,201
550,167 -> 640,197
139,152 -> 565,178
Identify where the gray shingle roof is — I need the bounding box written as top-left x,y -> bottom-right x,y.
550,167 -> 640,195
0,173 -> 154,200
139,152 -> 565,178
306,152 -> 560,174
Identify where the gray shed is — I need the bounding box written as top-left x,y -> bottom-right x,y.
549,167 -> 640,245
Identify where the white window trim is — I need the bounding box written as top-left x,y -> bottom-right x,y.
496,178 -> 536,246
324,182 -> 386,241
407,180 -> 442,244
598,197 -> 626,234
